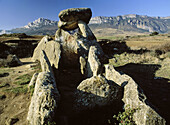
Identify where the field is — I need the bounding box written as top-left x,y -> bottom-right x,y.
0,33 -> 170,124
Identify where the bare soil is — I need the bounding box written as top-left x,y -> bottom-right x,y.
0,58 -> 37,125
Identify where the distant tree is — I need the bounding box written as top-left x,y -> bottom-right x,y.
18,33 -> 27,38
150,31 -> 159,36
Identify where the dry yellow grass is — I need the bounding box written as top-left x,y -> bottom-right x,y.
125,34 -> 170,50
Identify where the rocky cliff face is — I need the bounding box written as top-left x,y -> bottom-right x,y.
89,14 -> 169,33
10,18 -> 58,35
23,18 -> 57,29
5,14 -> 170,35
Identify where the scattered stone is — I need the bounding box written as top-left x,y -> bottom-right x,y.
0,54 -> 22,67
6,54 -> 22,67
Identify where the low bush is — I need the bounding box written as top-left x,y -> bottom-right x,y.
150,31 -> 159,36
113,105 -> 140,125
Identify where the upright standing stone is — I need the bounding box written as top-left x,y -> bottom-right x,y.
27,51 -> 60,125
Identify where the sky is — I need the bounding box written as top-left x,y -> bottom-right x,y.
0,0 -> 170,30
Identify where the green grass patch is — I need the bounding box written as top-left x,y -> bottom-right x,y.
0,83 -> 10,88
28,85 -> 35,96
4,85 -> 28,94
113,105 -> 140,125
14,74 -> 32,85
31,61 -> 42,73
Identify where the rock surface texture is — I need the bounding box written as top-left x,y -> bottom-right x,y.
105,64 -> 166,125
74,75 -> 122,112
58,8 -> 92,30
28,8 -> 166,125
32,35 -> 61,69
27,51 -> 60,125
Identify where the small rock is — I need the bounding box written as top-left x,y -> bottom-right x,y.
18,71 -> 22,73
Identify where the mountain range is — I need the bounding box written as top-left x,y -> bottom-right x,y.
1,14 -> 170,36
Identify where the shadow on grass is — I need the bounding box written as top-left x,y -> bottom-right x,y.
115,63 -> 170,124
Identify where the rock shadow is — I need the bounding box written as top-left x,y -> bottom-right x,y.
55,88 -> 124,125
52,63 -> 124,125
98,39 -> 150,57
115,63 -> 170,124
2,40 -> 38,58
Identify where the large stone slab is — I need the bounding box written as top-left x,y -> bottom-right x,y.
87,46 -> 102,77
74,75 -> 122,112
58,8 -> 92,30
32,36 -> 61,69
105,64 -> 166,125
27,51 -> 60,125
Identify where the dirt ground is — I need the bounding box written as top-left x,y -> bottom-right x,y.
0,58 -> 37,125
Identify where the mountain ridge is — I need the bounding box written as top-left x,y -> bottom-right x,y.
3,14 -> 170,35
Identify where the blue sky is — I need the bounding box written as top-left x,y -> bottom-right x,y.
0,0 -> 170,30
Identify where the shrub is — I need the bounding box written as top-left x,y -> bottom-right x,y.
150,31 -> 159,36
113,105 -> 140,125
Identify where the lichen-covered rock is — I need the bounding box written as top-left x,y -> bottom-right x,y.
4,54 -> 22,67
58,8 -> 92,30
32,36 -> 61,69
78,20 -> 96,40
27,51 -> 60,125
74,75 -> 122,112
105,64 -> 166,125
79,56 -> 86,75
28,72 -> 39,88
55,28 -> 103,69
27,72 -> 60,125
87,46 -> 102,77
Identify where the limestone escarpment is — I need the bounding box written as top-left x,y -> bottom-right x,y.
27,8 -> 166,125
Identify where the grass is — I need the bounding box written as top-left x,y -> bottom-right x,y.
97,36 -> 124,40
126,34 -> 170,50
113,105 -> 140,125
4,85 -> 28,94
28,85 -> 35,96
0,83 -> 10,88
14,74 -> 32,85
31,61 -> 42,73
0,67 -> 11,74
